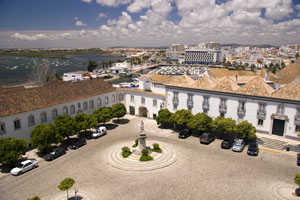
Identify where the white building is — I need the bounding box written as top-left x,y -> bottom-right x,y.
166,44 -> 185,61
185,49 -> 222,64
110,61 -> 131,74
63,71 -> 85,82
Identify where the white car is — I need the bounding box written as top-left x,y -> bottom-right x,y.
92,126 -> 107,138
10,159 -> 38,176
232,139 -> 245,152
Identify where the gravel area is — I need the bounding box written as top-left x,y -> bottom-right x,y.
0,115 -> 299,200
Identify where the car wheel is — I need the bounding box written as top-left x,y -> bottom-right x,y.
18,171 -> 22,175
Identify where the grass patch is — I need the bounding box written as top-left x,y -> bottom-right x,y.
122,151 -> 132,158
132,139 -> 138,148
152,148 -> 162,153
139,155 -> 153,161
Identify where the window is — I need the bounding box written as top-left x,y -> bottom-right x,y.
14,119 -> 21,130
188,94 -> 193,101
258,119 -> 264,126
203,96 -> 209,105
41,112 -> 47,122
153,99 -> 157,106
52,109 -> 58,119
141,97 -> 145,104
28,115 -> 35,127
89,100 -> 94,109
258,103 -> 265,113
297,108 -> 300,119
173,92 -> 179,99
112,95 -> 115,103
119,94 -> 124,101
220,98 -> 226,107
220,112 -> 225,117
277,104 -> 284,115
70,105 -> 75,114
83,102 -> 88,110
238,101 -> 246,111
97,98 -> 101,107
153,114 -> 157,119
78,102 -> 81,108
0,122 -> 6,134
130,95 -> 134,102
63,107 -> 68,115
105,96 -> 109,104
296,125 -> 300,132
173,105 -> 178,111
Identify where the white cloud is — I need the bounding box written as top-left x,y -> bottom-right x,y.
97,12 -> 107,20
11,33 -> 48,41
95,0 -> 131,7
74,17 -> 87,26
81,0 -> 92,3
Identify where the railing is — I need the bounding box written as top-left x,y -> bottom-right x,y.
219,104 -> 227,113
257,110 -> 266,119
237,108 -> 246,116
203,103 -> 209,111
173,98 -> 179,106
187,100 -> 193,108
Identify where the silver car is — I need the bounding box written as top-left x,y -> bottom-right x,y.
232,139 -> 245,152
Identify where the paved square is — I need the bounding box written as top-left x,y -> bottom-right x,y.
0,116 -> 299,200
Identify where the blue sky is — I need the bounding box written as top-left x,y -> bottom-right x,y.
0,0 -> 299,48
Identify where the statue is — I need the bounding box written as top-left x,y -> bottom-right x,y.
132,120 -> 151,155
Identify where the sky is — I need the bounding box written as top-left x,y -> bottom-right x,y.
0,0 -> 300,48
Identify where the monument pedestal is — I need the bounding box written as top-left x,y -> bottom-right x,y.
132,133 -> 152,156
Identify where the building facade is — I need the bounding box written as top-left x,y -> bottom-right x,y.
185,49 -> 222,64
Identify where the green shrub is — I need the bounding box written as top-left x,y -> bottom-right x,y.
122,146 -> 130,153
142,148 -> 149,156
122,146 -> 131,158
132,139 -> 138,148
144,89 -> 152,92
140,155 -> 153,161
27,196 -> 41,200
152,143 -> 162,153
122,151 -> 132,158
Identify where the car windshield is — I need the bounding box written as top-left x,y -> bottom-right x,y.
235,142 -> 242,146
16,164 -> 24,168
249,144 -> 257,148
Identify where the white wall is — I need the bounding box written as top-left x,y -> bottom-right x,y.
0,92 -> 116,143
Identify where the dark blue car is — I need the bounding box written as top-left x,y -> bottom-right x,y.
297,153 -> 300,166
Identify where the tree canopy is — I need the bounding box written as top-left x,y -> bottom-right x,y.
93,107 -> 112,124
55,115 -> 78,138
58,178 -> 75,200
0,137 -> 28,166
31,124 -> 63,152
187,113 -> 212,133
75,113 -> 97,132
171,109 -> 193,128
87,60 -> 98,72
112,103 -> 127,122
235,120 -> 256,139
211,117 -> 236,137
156,109 -> 173,127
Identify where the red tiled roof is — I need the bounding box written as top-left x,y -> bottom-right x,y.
0,79 -> 115,117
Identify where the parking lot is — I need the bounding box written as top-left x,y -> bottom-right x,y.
0,116 -> 299,200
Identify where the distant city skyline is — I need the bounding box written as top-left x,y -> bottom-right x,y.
0,0 -> 300,48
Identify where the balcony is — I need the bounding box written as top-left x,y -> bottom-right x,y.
173,98 -> 179,106
257,110 -> 266,120
187,100 -> 193,109
237,108 -> 246,117
219,104 -> 227,113
203,103 -> 209,111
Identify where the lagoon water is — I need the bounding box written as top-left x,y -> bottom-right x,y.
0,53 -> 123,86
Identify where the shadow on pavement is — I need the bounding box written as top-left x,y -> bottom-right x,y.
104,123 -> 118,130
112,118 -> 130,124
68,196 -> 83,200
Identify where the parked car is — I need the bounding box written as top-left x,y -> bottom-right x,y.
221,139 -> 234,149
69,138 -> 87,149
92,126 -> 107,138
297,153 -> 300,166
232,139 -> 245,152
44,147 -> 66,161
10,159 -> 38,176
178,129 -> 192,139
200,132 -> 215,144
247,143 -> 259,156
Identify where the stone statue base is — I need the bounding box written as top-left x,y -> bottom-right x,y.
132,133 -> 152,156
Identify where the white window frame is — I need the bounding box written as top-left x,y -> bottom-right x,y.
41,112 -> 47,123
28,115 -> 35,127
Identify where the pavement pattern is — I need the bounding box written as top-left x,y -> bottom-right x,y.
0,115 -> 299,200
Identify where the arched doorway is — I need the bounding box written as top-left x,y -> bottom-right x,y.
139,106 -> 148,118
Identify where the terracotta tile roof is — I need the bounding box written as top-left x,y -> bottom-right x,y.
165,74 -> 195,87
272,80 -> 300,101
0,86 -> 25,94
235,77 -> 275,97
214,77 -> 240,92
274,64 -> 300,85
0,79 -> 115,117
142,73 -> 175,84
256,69 -> 276,82
190,77 -> 219,90
208,68 -> 236,78
208,68 -> 272,80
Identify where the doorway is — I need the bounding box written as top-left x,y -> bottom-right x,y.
272,119 -> 285,136
129,106 -> 135,115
